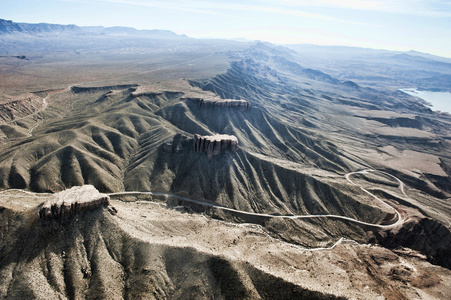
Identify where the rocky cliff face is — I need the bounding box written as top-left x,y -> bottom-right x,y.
71,85 -> 138,94
39,185 -> 110,220
373,217 -> 451,269
193,134 -> 238,158
163,133 -> 188,153
185,97 -> 251,110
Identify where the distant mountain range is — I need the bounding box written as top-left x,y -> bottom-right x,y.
0,18 -> 206,56
1,19 -> 450,92
0,19 -> 81,35
0,19 -> 185,39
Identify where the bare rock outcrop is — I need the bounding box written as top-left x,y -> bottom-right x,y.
135,91 -> 183,99
373,217 -> 451,269
185,97 -> 251,110
163,133 -> 186,153
71,84 -> 138,93
39,185 -> 110,220
194,134 -> 238,158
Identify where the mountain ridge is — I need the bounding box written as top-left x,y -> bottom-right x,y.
0,18 -> 185,39
0,19 -> 81,35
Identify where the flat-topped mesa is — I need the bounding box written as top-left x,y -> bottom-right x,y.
131,91 -> 163,98
71,84 -> 138,93
194,134 -> 238,158
131,85 -> 183,98
39,185 -> 110,220
185,98 -> 251,110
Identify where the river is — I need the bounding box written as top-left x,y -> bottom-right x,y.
401,88 -> 451,113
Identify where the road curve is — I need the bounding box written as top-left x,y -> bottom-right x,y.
0,169 -> 406,228
109,168 -> 406,229
0,169 -> 407,228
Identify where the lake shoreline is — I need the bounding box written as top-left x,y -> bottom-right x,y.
400,88 -> 451,114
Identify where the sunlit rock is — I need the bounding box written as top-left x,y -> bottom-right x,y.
193,134 -> 238,158
39,185 -> 109,220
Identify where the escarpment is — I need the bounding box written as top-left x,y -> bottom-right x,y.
163,133 -> 189,153
185,97 -> 251,110
39,185 -> 110,220
373,217 -> 451,269
194,134 -> 238,158
71,84 -> 138,93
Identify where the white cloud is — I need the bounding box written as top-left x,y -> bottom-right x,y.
275,0 -> 451,17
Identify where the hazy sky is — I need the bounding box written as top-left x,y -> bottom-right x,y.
2,0 -> 451,57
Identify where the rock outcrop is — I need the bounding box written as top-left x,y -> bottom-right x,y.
39,185 -> 110,220
185,97 -> 251,110
373,217 -> 451,269
163,133 -> 186,153
193,134 -> 238,158
71,84 -> 138,94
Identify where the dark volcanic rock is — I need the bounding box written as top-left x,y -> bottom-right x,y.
39,185 -> 110,220
193,134 -> 238,158
185,97 -> 251,110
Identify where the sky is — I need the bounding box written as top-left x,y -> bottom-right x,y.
1,0 -> 451,57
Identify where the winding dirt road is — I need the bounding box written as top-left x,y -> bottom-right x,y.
0,168 -> 416,255
109,168 -> 405,229
0,168 -> 407,228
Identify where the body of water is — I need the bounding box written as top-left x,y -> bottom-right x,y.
401,88 -> 451,113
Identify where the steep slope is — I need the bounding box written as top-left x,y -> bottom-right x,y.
0,87 -> 172,192
0,82 -> 387,226
1,27 -> 451,299
0,202 -> 347,300
1,42 -> 450,218
1,41 -> 450,276
192,45 -> 451,198
1,193 -> 450,300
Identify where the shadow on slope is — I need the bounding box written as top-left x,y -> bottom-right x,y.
0,206 -> 344,299
0,88 -> 184,193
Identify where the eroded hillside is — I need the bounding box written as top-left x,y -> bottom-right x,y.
1,41 -> 451,299
1,190 -> 450,299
